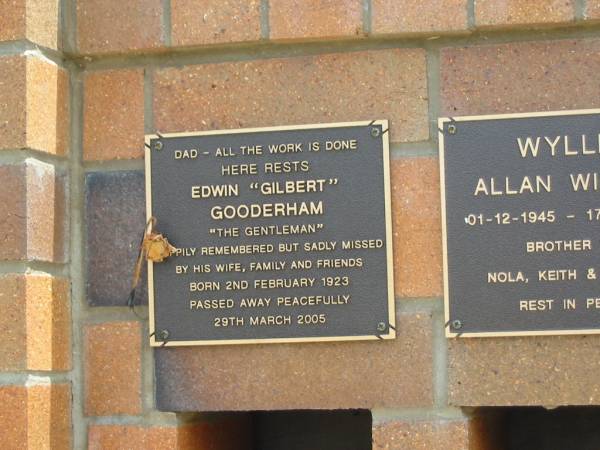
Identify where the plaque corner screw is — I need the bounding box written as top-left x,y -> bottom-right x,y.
158,329 -> 170,340
451,319 -> 462,330
447,124 -> 457,135
376,322 -> 387,332
154,140 -> 163,151
370,127 -> 381,138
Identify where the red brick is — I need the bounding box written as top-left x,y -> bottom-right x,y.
84,322 -> 142,416
88,417 -> 252,450
391,158 -> 442,298
154,49 -> 428,144
0,274 -> 70,371
372,415 -> 502,450
0,0 -> 60,49
0,382 -> 71,449
441,39 -> 600,116
171,0 -> 261,46
270,0 -> 363,40
0,161 -> 67,262
372,0 -> 468,34
0,55 -> 69,155
77,0 -> 163,54
476,0 -> 575,28
83,69 -> 145,160
155,312 -> 433,411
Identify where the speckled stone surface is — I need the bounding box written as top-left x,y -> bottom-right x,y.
372,419 -> 470,450
0,274 -> 70,371
0,387 -> 27,446
0,161 -> 66,262
372,0 -> 468,34
372,416 -> 502,450
269,0 -> 363,40
391,158 -> 442,298
85,171 -> 147,306
0,164 -> 27,259
28,383 -> 71,449
153,49 -> 428,144
0,56 -> 27,151
0,0 -> 26,43
155,311 -> 433,411
26,160 -> 68,262
171,0 -> 261,46
0,0 -> 60,49
84,321 -> 142,416
441,39 -> 600,116
26,57 -> 69,155
0,55 -> 69,155
449,335 -> 600,406
83,69 -> 145,161
0,383 -> 71,449
26,275 -> 71,370
476,0 -> 575,27
77,0 -> 163,54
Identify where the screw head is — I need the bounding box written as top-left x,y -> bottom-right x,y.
154,140 -> 163,151
451,319 -> 462,330
158,329 -> 170,340
370,127 -> 381,138
377,322 -> 387,332
447,124 -> 457,135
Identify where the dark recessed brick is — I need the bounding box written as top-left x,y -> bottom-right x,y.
85,171 -> 147,306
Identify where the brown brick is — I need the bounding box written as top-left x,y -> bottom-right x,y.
0,274 -> 70,371
586,0 -> 600,19
372,415 -> 502,450
171,0 -> 261,46
372,0 -> 468,34
476,0 -> 575,28
0,0 -> 60,49
0,386 -> 28,446
0,382 -> 71,449
154,49 -> 428,144
83,69 -> 145,161
27,383 -> 71,449
449,335 -> 600,406
89,417 -> 253,450
155,311 -> 433,411
270,0 -> 363,40
0,161 -> 67,262
77,0 -> 163,54
84,322 -> 142,416
0,55 -> 69,155
392,158 -> 442,298
441,39 -> 600,116
0,0 -> 26,44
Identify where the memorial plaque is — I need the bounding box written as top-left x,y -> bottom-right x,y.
145,121 -> 394,346
440,109 -> 600,337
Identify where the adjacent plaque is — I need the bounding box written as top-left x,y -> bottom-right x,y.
145,121 -> 395,346
440,109 -> 600,337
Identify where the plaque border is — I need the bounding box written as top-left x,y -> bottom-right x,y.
439,107 -> 600,338
145,120 -> 395,347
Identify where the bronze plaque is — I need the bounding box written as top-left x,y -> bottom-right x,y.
440,109 -> 600,337
145,121 -> 395,346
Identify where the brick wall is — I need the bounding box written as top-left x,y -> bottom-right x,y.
1,0 -> 600,448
